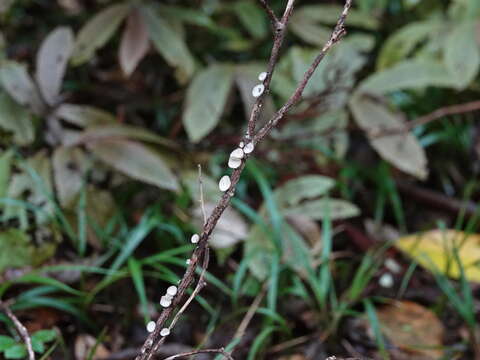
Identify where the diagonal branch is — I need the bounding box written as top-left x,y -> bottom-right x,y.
135,1 -> 353,359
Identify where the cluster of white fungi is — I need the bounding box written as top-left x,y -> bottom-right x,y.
146,285 -> 179,336
151,71 -> 268,340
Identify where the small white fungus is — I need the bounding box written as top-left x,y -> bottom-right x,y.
191,233 -> 200,244
160,328 -> 170,337
146,321 -> 156,333
230,148 -> 244,159
186,259 -> 191,265
258,72 -> 267,81
239,141 -> 244,148
243,142 -> 254,154
219,175 -> 231,192
252,84 -> 265,98
167,286 -> 178,296
160,296 -> 172,308
228,157 -> 242,169
378,272 -> 394,288
384,258 -> 401,274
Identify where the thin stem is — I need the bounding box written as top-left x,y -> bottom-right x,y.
0,300 -> 35,360
162,348 -> 234,360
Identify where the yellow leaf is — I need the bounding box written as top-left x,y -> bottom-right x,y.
395,229 -> 480,282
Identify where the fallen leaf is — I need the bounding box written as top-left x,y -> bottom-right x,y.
377,301 -> 444,359
119,9 -> 150,77
394,229 -> 480,282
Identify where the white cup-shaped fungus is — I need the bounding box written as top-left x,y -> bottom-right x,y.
252,84 -> 265,98
160,328 -> 170,337
190,234 -> 200,244
219,175 -> 231,191
243,142 -> 254,154
146,321 -> 156,333
258,71 -> 267,81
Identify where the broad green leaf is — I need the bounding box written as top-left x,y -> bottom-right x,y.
275,175 -> 335,206
244,223 -> 275,280
358,59 -> 456,95
88,139 -> 178,190
70,124 -> 176,148
141,5 -> 195,82
0,229 -> 34,272
349,94 -> 428,179
282,198 -> 360,221
232,0 -> 267,39
5,151 -> 55,226
444,21 -> 480,89
159,5 -> 215,28
4,344 -> 27,359
182,64 -> 235,142
71,4 -> 130,65
55,103 -> 116,127
53,147 -> 89,208
377,19 -> 442,70
394,230 -> 480,282
290,4 -> 378,46
0,61 -> 45,114
0,150 -> 12,197
0,335 -> 15,351
35,26 -> 74,105
119,9 -> 150,77
0,91 -> 34,145
32,329 -> 57,343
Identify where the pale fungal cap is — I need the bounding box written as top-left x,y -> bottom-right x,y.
384,258 -> 401,274
252,84 -> 265,98
191,233 -> 200,244
160,328 -> 170,337
219,175 -> 231,191
146,321 -> 156,333
378,272 -> 394,288
228,157 -> 242,169
243,142 -> 254,154
186,259 -> 191,265
239,141 -> 244,148
160,296 -> 172,308
230,148 -> 244,160
258,71 -> 267,81
167,286 -> 178,296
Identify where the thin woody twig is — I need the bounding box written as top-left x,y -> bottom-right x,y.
371,99 -> 480,138
257,0 -> 279,25
162,348 -> 234,360
135,1 -> 353,359
0,300 -> 35,360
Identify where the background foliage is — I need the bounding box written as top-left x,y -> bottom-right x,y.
1,0 -> 480,359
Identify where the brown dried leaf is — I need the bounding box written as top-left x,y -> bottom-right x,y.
377,301 -> 444,359
35,26 -> 74,105
119,9 -> 150,77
